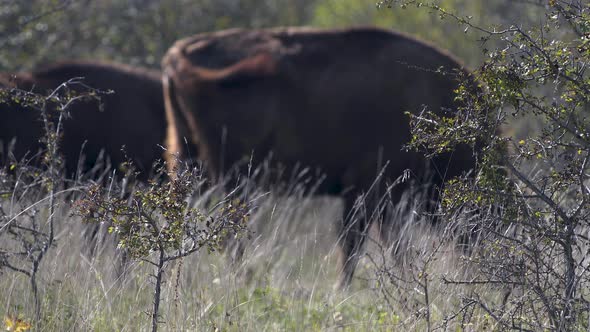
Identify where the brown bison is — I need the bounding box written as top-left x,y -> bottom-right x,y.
162,27 -> 478,287
0,61 -> 166,177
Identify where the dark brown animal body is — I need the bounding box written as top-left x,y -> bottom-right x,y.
0,61 -> 166,177
162,27 -> 477,287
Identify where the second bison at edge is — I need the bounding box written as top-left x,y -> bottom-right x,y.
162,27 -> 479,287
0,61 -> 165,177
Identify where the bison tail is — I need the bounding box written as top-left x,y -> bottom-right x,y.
162,72 -> 182,175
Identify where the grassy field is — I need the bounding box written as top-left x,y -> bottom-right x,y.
0,169 -> 512,331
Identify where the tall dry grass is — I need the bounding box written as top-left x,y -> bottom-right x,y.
0,157 -> 513,331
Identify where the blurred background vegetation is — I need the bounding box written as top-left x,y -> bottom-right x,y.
1,0 -> 545,71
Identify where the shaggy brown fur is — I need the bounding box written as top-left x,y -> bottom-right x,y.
162,26 -> 478,287
0,61 -> 166,177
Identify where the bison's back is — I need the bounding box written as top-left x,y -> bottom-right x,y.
166,27 -> 473,191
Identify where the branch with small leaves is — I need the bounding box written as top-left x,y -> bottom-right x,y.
75,165 -> 251,332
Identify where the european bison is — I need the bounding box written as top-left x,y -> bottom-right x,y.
0,61 -> 166,177
162,27 -> 478,287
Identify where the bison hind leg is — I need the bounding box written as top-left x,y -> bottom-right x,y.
335,194 -> 374,290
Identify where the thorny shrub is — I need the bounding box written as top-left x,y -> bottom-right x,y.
379,0 -> 590,330
75,163 -> 251,332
